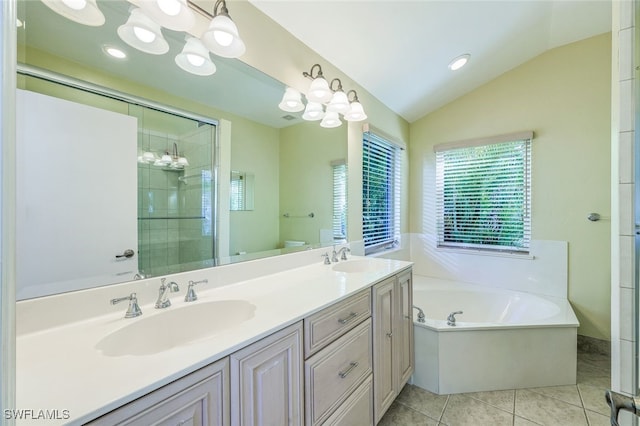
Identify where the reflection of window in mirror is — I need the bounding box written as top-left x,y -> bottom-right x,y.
230,171 -> 255,211
332,160 -> 347,243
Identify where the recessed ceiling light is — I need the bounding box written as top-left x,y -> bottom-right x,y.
103,45 -> 127,59
448,54 -> 470,71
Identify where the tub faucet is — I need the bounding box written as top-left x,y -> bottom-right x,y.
155,278 -> 179,309
447,311 -> 463,326
337,247 -> 351,261
413,305 -> 426,323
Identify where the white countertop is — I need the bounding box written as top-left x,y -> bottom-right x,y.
16,255 -> 412,425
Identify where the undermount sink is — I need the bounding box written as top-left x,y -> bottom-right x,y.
332,259 -> 386,274
96,300 -> 256,357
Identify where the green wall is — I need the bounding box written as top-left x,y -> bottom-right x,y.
409,33 -> 612,339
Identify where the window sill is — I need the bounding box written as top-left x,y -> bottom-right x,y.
436,246 -> 535,260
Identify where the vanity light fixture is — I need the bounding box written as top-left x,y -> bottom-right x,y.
175,37 -> 216,76
327,79 -> 350,114
448,53 -> 470,71
40,0 -> 105,26
301,101 -> 325,121
140,143 -> 189,169
139,0 -> 195,32
320,111 -> 342,129
303,64 -> 332,104
343,90 -> 367,122
201,0 -> 246,59
278,87 -> 305,113
117,7 -> 169,55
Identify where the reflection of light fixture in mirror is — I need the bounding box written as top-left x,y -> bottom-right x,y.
302,101 -> 324,121
327,78 -> 350,114
140,143 -> 188,169
201,0 -> 245,58
117,8 -> 169,55
40,0 -> 105,26
139,0 -> 195,31
448,53 -> 470,71
343,90 -> 368,122
320,111 -> 342,129
175,37 -> 216,76
303,64 -> 332,104
278,87 -> 304,112
103,45 -> 127,60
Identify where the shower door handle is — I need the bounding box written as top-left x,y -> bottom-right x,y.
116,249 -> 135,259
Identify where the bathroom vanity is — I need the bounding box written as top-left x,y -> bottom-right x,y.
15,253 -> 412,426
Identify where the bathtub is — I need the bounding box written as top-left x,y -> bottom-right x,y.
411,275 -> 579,394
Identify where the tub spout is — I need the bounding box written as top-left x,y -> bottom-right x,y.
413,305 -> 426,323
447,311 -> 463,326
606,390 -> 640,425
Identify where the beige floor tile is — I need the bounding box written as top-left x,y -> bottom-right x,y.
378,401 -> 438,426
578,383 -> 610,416
585,409 -> 612,426
440,394 -> 513,426
514,416 -> 542,425
463,389 -> 515,413
396,384 -> 449,420
527,385 -> 583,407
515,389 -> 588,425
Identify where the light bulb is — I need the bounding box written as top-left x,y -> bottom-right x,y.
157,0 -> 181,16
61,0 -> 87,10
134,26 -> 156,43
213,30 -> 233,47
186,53 -> 205,67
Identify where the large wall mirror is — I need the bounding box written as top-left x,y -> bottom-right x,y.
16,0 -> 348,299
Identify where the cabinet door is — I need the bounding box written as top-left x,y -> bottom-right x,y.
87,358 -> 229,426
396,270 -> 414,390
231,322 -> 303,426
372,277 -> 396,424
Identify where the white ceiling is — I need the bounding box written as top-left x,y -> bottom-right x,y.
250,0 -> 612,123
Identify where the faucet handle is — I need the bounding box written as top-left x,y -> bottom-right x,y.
331,246 -> 339,263
111,292 -> 142,318
184,279 -> 207,302
321,253 -> 331,265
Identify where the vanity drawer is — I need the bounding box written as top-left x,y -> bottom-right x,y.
304,289 -> 371,357
305,319 -> 372,426
322,375 -> 373,426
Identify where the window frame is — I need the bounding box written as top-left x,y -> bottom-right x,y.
362,132 -> 401,255
434,132 -> 532,254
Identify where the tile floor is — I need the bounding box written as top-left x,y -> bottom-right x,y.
379,350 -> 612,426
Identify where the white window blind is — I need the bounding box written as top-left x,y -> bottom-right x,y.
363,132 -> 400,254
435,136 -> 531,253
332,161 -> 347,241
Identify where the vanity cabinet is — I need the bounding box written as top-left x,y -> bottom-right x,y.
86,357 -> 230,426
303,289 -> 373,426
230,321 -> 304,426
372,269 -> 414,424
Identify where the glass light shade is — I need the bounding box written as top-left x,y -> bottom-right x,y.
201,15 -> 246,58
175,37 -> 216,76
117,8 -> 169,55
327,90 -> 350,114
344,101 -> 368,122
177,156 -> 189,167
320,111 -> 342,128
278,88 -> 304,112
141,151 -> 156,163
41,0 -> 105,26
301,102 -> 324,121
138,0 -> 195,32
306,77 -> 332,104
154,152 -> 173,166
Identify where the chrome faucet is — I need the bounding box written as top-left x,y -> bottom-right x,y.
413,305 -> 426,323
447,311 -> 463,326
331,247 -> 340,263
184,279 -> 208,302
155,278 -> 179,309
321,253 -> 331,265
111,292 -> 142,318
336,246 -> 351,261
